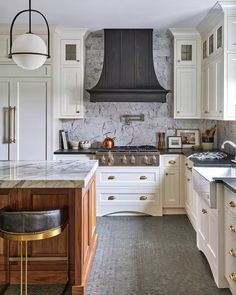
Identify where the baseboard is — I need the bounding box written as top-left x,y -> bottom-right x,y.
163,208 -> 186,215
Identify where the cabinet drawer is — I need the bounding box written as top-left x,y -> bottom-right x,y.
225,209 -> 236,246
225,188 -> 236,216
225,246 -> 236,293
163,155 -> 180,167
97,170 -> 159,186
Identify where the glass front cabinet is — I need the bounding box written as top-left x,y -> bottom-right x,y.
60,39 -> 81,66
176,39 -> 196,66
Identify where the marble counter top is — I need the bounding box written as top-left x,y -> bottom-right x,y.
0,160 -> 98,189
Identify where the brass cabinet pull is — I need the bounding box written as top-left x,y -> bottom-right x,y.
229,273 -> 236,282
229,201 -> 236,208
229,225 -> 236,233
12,106 -> 16,143
108,176 -> 115,180
139,196 -> 148,201
187,179 -> 191,182
204,111 -> 209,114
202,209 -> 207,214
165,173 -> 175,176
185,163 -> 188,166
140,176 -> 147,180
229,249 -> 236,257
108,196 -> 116,200
187,167 -> 192,172
168,160 -> 176,165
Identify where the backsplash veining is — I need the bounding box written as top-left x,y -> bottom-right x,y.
217,121 -> 236,155
62,30 -> 216,147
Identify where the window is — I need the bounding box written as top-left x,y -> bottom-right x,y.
209,34 -> 214,55
65,44 -> 77,61
203,41 -> 207,59
181,44 -> 192,61
217,26 -> 223,49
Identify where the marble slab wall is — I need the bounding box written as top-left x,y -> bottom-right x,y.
217,121 -> 236,155
62,30 -> 216,147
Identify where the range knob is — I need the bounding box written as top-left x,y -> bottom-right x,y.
121,155 -> 127,164
143,155 -> 149,165
151,155 -> 157,164
130,155 -> 136,164
107,153 -> 114,166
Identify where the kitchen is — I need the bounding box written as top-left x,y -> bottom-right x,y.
0,0 -> 236,294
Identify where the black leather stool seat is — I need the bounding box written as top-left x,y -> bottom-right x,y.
0,207 -> 68,234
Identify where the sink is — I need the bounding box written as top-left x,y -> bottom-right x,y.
192,166 -> 236,209
193,167 -> 236,182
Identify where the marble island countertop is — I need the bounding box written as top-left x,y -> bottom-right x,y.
0,160 -> 98,189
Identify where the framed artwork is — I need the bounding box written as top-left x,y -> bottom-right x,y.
167,136 -> 182,149
176,129 -> 200,148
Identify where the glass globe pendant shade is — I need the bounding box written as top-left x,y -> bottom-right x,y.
12,33 -> 47,70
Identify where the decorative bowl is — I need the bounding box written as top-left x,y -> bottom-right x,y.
79,141 -> 91,150
69,141 -> 79,150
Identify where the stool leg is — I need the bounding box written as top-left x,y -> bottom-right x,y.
25,241 -> 28,295
20,241 -> 23,295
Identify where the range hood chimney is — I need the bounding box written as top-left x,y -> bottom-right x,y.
87,29 -> 169,102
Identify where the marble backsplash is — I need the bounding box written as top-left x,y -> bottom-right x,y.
62,30 -> 216,147
217,121 -> 236,155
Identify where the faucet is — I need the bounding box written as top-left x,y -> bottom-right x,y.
221,141 -> 236,163
221,140 -> 236,150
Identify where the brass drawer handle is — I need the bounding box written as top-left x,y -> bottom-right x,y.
165,173 -> 175,176
187,179 -> 191,182
108,196 -> 116,200
187,167 -> 192,172
108,176 -> 115,180
140,196 -> 148,201
229,201 -> 236,208
168,160 -> 176,165
229,273 -> 236,282
140,176 -> 147,180
202,209 -> 207,214
229,225 -> 236,233
229,249 -> 236,257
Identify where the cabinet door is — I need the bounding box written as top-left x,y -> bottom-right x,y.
61,39 -> 81,66
208,209 -> 218,260
227,16 -> 236,51
164,169 -> 180,206
60,68 -> 83,118
226,54 -> 236,119
175,67 -> 198,117
11,78 -> 50,160
202,65 -> 209,116
0,79 -> 11,160
197,196 -> 209,243
0,35 -> 10,62
176,40 -> 196,66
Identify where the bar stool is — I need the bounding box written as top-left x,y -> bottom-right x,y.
0,206 -> 69,295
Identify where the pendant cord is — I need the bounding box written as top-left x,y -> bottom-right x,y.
29,0 -> 32,33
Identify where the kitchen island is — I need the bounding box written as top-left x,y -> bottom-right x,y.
0,160 -> 98,295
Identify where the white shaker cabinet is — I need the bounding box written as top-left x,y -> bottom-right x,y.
170,29 -> 201,119
53,28 -> 88,119
0,35 -> 10,62
0,67 -> 51,161
227,16 -> 236,51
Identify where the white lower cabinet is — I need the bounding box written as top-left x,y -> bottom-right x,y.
184,157 -> 197,230
224,187 -> 236,295
96,167 -> 162,216
161,155 -> 184,209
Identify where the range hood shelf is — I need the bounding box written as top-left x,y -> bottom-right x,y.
87,29 -> 169,103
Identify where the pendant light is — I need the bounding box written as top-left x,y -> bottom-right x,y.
9,0 -> 50,70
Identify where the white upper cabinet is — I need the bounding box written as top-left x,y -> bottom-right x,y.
0,35 -> 9,62
227,16 -> 236,51
53,28 -> 88,119
170,29 -> 201,119
176,39 -> 196,66
197,2 -> 236,120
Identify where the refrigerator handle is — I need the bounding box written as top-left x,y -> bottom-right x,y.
12,106 -> 16,143
3,107 -> 11,144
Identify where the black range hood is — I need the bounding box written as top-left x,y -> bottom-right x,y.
87,29 -> 169,103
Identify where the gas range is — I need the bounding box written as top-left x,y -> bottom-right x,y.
96,145 -> 160,166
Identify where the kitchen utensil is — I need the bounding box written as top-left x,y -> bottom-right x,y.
102,137 -> 115,149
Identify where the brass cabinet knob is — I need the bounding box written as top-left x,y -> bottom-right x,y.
185,163 -> 188,166
229,273 -> 236,282
229,249 -> 236,257
229,225 -> 236,232
187,179 -> 191,182
168,160 -> 176,165
108,176 -> 115,180
229,201 -> 236,208
187,167 -> 192,171
177,111 -> 180,114
204,111 -> 209,114
140,196 -> 148,201
140,176 -> 147,180
108,196 -> 116,200
76,110 -> 80,114
202,209 -> 207,214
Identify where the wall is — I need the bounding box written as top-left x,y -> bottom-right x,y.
62,30 -> 216,147
217,121 -> 236,155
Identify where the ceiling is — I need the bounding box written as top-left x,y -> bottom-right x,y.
0,0 -> 218,30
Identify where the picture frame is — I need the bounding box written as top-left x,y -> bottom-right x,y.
167,136 -> 182,149
176,129 -> 200,148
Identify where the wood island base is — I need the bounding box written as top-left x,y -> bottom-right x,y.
0,175 -> 97,295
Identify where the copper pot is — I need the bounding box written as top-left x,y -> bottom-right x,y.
102,137 -> 115,148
